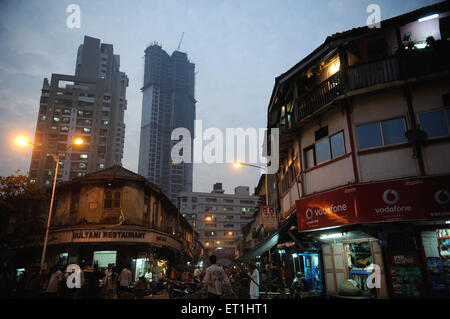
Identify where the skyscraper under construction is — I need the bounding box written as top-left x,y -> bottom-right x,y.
138,44 -> 195,204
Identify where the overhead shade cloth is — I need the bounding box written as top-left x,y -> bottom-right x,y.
237,213 -> 297,263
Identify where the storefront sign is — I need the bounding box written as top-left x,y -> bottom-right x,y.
296,175 -> 450,231
72,231 -> 146,242
45,228 -> 182,251
261,205 -> 277,231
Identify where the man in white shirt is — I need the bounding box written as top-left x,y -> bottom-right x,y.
46,266 -> 63,297
249,264 -> 260,299
203,255 -> 234,299
117,264 -> 132,296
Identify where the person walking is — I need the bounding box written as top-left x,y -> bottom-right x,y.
248,264 -> 260,299
117,264 -> 132,297
133,276 -> 149,299
46,266 -> 63,298
203,255 -> 235,299
102,264 -> 117,299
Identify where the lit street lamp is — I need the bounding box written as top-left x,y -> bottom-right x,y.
232,162 -> 269,207
15,135 -> 83,273
233,161 -> 275,264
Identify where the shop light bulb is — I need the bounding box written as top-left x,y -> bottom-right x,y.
446,221 -> 450,224
414,43 -> 427,49
320,233 -> 344,239
418,14 -> 438,22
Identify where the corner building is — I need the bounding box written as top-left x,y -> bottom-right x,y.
264,2 -> 450,299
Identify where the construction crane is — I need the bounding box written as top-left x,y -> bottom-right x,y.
177,32 -> 184,51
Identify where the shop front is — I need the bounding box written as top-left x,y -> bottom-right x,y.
419,224 -> 450,298
40,226 -> 183,283
295,174 -> 450,299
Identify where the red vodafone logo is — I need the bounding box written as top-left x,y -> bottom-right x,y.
382,189 -> 399,205
306,208 -> 314,220
434,190 -> 450,205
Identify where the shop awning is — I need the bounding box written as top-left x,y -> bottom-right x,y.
237,213 -> 297,263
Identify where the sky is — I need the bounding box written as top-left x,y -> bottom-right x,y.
0,0 -> 441,194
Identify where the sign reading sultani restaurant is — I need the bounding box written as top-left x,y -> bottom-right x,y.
45,228 -> 182,250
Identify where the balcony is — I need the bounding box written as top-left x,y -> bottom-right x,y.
281,44 -> 450,131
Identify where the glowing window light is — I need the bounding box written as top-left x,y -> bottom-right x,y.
418,14 -> 438,22
330,62 -> 340,75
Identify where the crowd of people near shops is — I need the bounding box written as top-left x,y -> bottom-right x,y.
0,256 -> 320,299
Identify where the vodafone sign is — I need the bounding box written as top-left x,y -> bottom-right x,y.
296,175 -> 450,231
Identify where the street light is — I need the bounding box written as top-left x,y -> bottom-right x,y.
15,135 -> 83,273
233,161 -> 275,264
232,162 -> 269,207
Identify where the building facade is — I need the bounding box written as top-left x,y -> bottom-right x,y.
29,36 -> 128,185
138,44 -> 195,205
240,2 -> 450,299
178,183 -> 258,259
11,166 -> 202,281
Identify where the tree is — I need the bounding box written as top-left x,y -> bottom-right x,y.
0,170 -> 49,249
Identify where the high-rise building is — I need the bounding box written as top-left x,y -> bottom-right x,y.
178,183 -> 258,259
138,44 -> 195,204
29,36 -> 128,185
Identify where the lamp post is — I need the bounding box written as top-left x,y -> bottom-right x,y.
232,162 -> 275,265
15,136 -> 83,273
232,162 -> 269,207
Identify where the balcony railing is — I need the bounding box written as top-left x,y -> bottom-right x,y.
288,45 -> 450,127
347,56 -> 400,91
295,72 -> 343,122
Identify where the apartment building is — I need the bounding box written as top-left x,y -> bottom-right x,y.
29,36 -> 128,185
178,183 -> 258,259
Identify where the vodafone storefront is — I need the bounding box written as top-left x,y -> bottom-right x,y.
296,174 -> 450,299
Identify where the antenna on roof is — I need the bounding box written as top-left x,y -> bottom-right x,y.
177,32 -> 184,51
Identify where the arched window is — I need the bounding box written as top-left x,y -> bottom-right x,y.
113,191 -> 121,208
104,191 -> 112,209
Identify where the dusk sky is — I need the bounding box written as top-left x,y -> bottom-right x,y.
0,0 -> 440,194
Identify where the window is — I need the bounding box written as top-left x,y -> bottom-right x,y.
315,138 -> 331,163
357,118 -> 407,149
107,191 -> 121,208
79,163 -> 87,169
419,110 -> 450,138
330,132 -> 345,158
304,131 -> 346,167
70,191 -> 80,213
382,118 -> 407,145
104,191 -> 112,209
191,197 -> 197,203
357,122 -> 382,149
